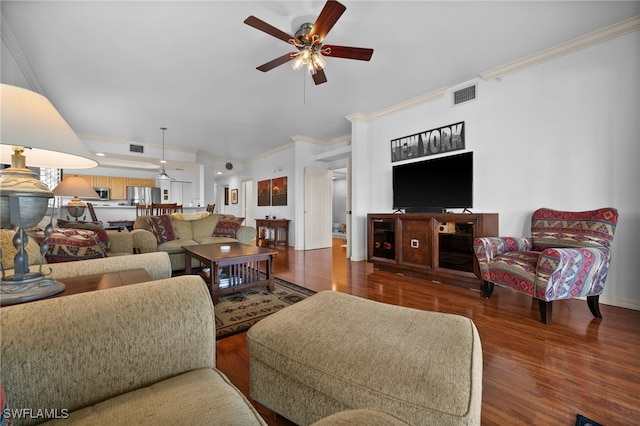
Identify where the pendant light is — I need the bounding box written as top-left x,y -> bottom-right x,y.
156,127 -> 174,180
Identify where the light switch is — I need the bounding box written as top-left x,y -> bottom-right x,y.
411,239 -> 419,248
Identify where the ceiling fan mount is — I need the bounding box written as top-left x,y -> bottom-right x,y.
294,22 -> 314,41
244,0 -> 373,85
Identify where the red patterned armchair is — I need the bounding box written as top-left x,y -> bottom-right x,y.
473,208 -> 618,324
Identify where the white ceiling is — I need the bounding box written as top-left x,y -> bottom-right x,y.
2,1 -> 638,174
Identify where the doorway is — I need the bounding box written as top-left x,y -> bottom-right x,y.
241,180 -> 254,231
331,168 -> 348,241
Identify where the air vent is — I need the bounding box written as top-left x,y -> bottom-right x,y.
453,84 -> 477,105
129,144 -> 144,153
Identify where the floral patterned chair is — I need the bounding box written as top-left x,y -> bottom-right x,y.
473,208 -> 618,324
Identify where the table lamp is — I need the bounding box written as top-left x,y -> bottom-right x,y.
53,176 -> 100,220
0,84 -> 98,305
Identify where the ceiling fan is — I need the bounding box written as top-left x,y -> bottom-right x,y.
244,0 -> 373,85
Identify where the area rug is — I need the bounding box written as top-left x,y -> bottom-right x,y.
215,277 -> 316,339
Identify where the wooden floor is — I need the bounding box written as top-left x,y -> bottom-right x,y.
216,239 -> 640,426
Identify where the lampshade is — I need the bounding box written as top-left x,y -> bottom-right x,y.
0,84 -> 98,169
53,176 -> 100,198
53,176 -> 99,219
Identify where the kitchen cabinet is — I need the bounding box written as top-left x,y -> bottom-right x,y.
92,176 -> 110,187
109,177 -> 127,200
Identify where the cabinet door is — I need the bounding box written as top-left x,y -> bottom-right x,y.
92,176 -> 110,187
399,217 -> 433,270
141,179 -> 156,187
435,218 -> 479,277
369,217 -> 396,262
125,178 -> 141,187
72,175 -> 93,187
109,177 -> 127,199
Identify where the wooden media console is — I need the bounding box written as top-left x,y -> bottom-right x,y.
367,213 -> 498,289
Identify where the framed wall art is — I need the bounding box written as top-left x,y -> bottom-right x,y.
271,176 -> 287,206
257,179 -> 271,206
231,189 -> 238,204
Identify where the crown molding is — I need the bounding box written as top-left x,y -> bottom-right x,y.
480,15 -> 640,81
370,88 -> 448,120
346,87 -> 448,124
246,141 -> 295,163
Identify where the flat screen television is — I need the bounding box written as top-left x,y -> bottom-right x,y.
392,151 -> 473,213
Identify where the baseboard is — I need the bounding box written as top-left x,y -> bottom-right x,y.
599,295 -> 640,311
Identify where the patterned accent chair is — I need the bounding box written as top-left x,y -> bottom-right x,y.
473,208 -> 618,324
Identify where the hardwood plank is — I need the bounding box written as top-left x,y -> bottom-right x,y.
216,239 -> 640,425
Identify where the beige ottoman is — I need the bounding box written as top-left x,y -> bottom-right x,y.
247,291 -> 482,426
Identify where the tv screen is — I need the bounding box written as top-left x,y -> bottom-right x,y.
392,151 -> 473,212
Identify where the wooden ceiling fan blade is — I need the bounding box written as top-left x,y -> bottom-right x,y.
244,16 -> 293,43
323,45 -> 374,61
313,69 -> 328,85
310,0 -> 346,41
256,53 -> 296,72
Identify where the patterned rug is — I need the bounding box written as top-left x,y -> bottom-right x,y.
215,277 -> 316,339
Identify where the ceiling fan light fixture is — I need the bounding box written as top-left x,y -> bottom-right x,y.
312,52 -> 326,70
307,61 -> 317,75
292,54 -> 304,71
291,47 -> 325,75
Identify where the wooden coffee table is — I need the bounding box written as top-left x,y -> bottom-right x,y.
28,269 -> 153,303
184,243 -> 277,303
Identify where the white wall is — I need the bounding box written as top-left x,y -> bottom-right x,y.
215,145 -> 296,240
351,31 -> 640,309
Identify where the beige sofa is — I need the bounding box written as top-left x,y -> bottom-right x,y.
1,275 -> 267,426
2,251 -> 171,282
1,228 -> 136,276
132,212 -> 256,271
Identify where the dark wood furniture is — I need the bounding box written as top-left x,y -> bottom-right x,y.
136,204 -> 152,216
367,213 -> 498,289
86,202 -> 99,221
255,219 -> 290,248
107,219 -> 135,231
184,242 -> 277,303
151,203 -> 183,215
47,269 -> 152,300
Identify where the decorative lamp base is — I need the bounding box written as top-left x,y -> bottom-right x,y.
0,273 -> 65,306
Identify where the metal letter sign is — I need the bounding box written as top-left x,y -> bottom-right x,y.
390,121 -> 465,162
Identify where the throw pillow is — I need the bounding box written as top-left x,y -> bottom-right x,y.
145,215 -> 175,244
212,215 -> 245,238
30,228 -> 106,263
56,219 -> 110,252
1,229 -> 44,269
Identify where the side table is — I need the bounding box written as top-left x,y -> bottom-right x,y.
255,219 -> 290,248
